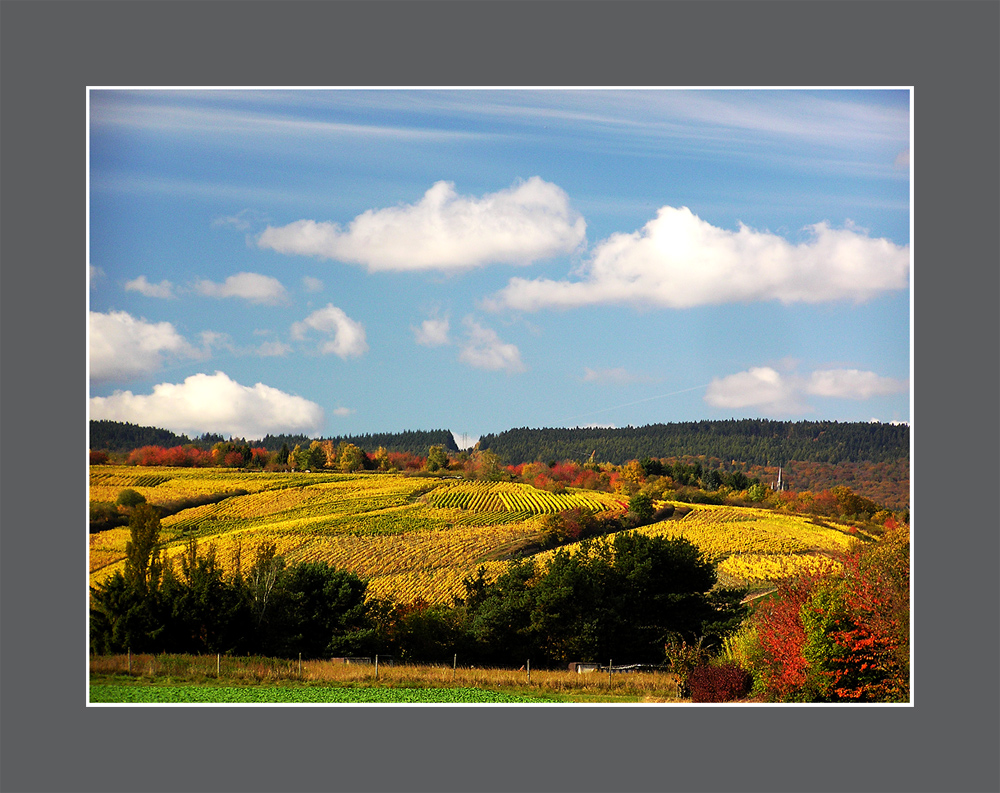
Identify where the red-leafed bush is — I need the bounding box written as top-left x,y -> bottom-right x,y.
689,663 -> 752,702
751,573 -> 823,700
125,444 -> 212,467
826,525 -> 910,701
740,524 -> 910,703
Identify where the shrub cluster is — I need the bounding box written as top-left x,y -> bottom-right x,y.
688,663 -> 752,702
723,524 -> 910,703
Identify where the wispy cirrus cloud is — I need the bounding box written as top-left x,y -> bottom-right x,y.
211,208 -> 268,232
257,177 -> 586,272
302,276 -> 324,293
90,94 -> 489,143
581,367 -> 656,385
487,206 -> 909,311
254,340 -> 293,357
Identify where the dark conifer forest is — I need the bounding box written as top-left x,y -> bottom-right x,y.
91,418 -> 907,468
89,421 -> 458,457
476,420 -> 908,466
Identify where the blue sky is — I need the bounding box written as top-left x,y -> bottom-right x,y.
88,88 -> 911,447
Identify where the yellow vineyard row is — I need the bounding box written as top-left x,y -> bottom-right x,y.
89,469 -> 863,603
716,553 -> 843,585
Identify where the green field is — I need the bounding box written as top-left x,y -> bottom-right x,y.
89,683 -> 556,704
90,465 -> 865,602
87,654 -> 683,703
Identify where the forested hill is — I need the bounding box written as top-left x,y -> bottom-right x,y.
476,420 -> 909,466
90,420 -> 196,452
89,420 -> 458,456
258,430 -> 459,455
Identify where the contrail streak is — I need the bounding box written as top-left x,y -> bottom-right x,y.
562,384 -> 711,425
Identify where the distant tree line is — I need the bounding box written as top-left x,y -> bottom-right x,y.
89,420 -> 205,453
257,430 -> 459,455
477,420 -> 909,467
90,420 -> 458,458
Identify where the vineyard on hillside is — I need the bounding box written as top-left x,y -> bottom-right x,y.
89,466 -> 867,603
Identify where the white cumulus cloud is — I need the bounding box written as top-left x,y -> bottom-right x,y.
291,304 -> 368,359
194,272 -> 289,305
805,368 -> 907,399
488,206 -> 909,311
89,371 -> 325,439
705,367 -> 810,415
458,317 -> 525,373
89,310 -> 200,382
705,364 -> 908,417
413,317 -> 451,347
257,177 -> 586,271
125,275 -> 176,299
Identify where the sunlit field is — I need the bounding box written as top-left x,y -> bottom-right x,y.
90,466 -> 862,602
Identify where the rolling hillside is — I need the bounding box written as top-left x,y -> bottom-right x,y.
90,466 -> 871,604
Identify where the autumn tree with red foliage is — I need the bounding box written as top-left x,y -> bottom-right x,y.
126,445 -> 212,467
826,524 -> 910,701
750,572 -> 830,701
388,450 -> 424,472
742,525 -> 910,702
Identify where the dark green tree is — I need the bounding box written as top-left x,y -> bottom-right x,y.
116,488 -> 146,508
627,492 -> 655,525
524,544 -> 621,664
390,600 -> 467,663
426,444 -> 449,472
90,503 -> 166,653
275,563 -> 371,658
158,539 -> 251,654
459,561 -> 538,666
458,533 -> 740,667
122,503 -> 163,600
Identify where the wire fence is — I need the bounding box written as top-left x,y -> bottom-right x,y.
89,652 -> 684,699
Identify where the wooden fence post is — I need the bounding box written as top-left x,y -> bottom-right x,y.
453,654 -> 457,681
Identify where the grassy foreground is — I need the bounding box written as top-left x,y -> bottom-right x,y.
89,654 -> 684,704
89,684 -> 556,704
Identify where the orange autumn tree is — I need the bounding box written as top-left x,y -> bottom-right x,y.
742,523 -> 910,702
826,523 -> 910,701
